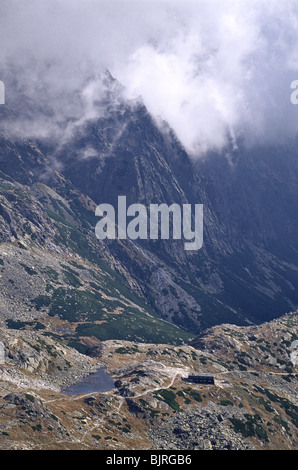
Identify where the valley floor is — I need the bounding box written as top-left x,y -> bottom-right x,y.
0,313 -> 297,450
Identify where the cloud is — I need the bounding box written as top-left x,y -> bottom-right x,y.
1,0 -> 298,157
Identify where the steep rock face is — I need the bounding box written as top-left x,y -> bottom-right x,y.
0,170 -> 192,345
47,94 -> 298,330
0,75 -> 297,334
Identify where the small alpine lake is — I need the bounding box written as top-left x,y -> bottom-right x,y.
61,368 -> 115,395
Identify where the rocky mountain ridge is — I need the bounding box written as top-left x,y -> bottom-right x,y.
0,79 -> 297,337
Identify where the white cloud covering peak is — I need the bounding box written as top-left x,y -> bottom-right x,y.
1,0 -> 298,156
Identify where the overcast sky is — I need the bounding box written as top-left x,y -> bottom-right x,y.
1,0 -> 298,157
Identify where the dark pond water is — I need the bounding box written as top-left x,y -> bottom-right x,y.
62,368 -> 115,396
